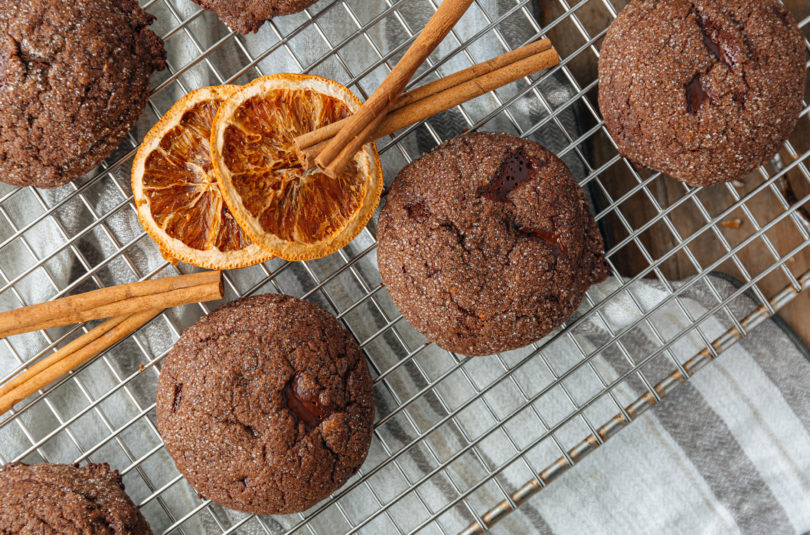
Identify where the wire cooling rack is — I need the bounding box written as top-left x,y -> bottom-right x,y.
1,0 -> 809,533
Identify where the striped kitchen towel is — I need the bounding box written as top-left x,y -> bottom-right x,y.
487,275 -> 810,535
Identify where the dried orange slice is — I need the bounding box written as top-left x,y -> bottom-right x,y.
132,85 -> 273,270
209,74 -> 383,261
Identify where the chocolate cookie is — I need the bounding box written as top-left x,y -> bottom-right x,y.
598,0 -> 805,187
378,132 -> 608,357
193,0 -> 319,33
0,462 -> 151,534
156,294 -> 374,514
0,0 -> 166,188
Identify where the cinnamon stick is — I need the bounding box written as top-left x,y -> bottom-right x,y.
0,314 -> 130,393
299,47 -> 559,162
0,271 -> 222,338
0,310 -> 159,415
293,38 -> 552,155
315,0 -> 474,177
392,38 -> 552,111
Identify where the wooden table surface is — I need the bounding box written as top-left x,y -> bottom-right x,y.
540,0 -> 810,344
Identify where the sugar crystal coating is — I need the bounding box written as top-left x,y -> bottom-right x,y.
598,0 -> 805,187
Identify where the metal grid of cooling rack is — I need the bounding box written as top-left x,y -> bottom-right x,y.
0,0 -> 809,533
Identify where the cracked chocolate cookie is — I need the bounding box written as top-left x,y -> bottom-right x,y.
377,132 -> 608,357
156,294 -> 374,514
0,462 -> 152,534
0,0 -> 166,188
193,0 -> 319,33
598,0 -> 805,187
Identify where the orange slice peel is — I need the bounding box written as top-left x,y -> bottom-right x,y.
132,85 -> 273,270
209,74 -> 384,261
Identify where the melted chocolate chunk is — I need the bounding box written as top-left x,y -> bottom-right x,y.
686,74 -> 711,114
698,16 -> 742,67
172,383 -> 183,412
284,376 -> 331,430
479,150 -> 541,201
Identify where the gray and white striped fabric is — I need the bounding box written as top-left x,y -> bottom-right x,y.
492,276 -> 810,535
